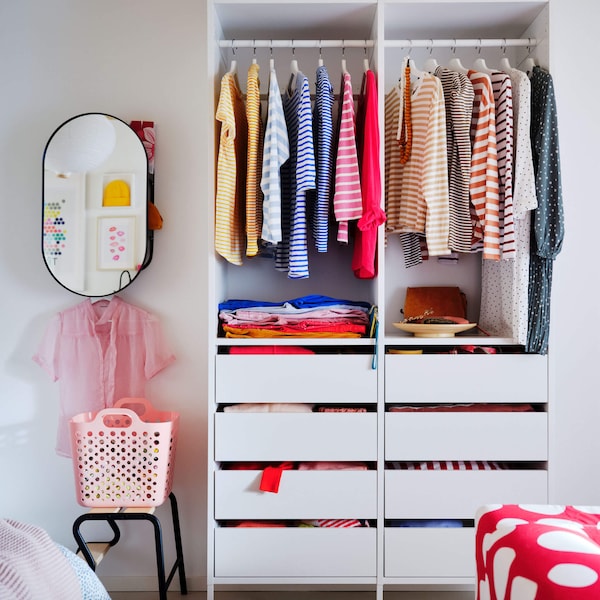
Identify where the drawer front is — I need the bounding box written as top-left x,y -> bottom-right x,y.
215,527 -> 376,577
385,353 -> 547,405
385,412 -> 548,461
215,412 -> 377,461
384,527 -> 474,578
385,470 -> 548,519
217,353 -> 376,405
215,470 -> 377,519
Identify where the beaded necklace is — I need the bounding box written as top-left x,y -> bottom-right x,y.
398,62 -> 412,164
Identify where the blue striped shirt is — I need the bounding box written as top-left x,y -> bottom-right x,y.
311,65 -> 334,252
277,71 -> 316,279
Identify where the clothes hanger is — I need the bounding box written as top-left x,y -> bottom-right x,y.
340,44 -> 349,75
288,46 -> 299,92
473,57 -> 494,74
318,42 -> 324,67
423,42 -> 439,73
363,42 -> 370,72
406,55 -> 425,88
521,56 -> 537,76
228,39 -> 237,75
498,40 -> 512,71
472,41 -> 494,73
447,42 -> 469,74
423,57 -> 439,73
448,57 -> 469,73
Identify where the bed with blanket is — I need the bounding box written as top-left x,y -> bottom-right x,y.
0,518 -> 110,600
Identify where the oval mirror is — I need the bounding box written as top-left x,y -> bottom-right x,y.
42,113 -> 149,297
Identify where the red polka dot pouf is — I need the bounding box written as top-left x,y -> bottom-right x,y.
476,504 -> 600,600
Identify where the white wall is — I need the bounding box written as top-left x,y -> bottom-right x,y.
547,0 -> 600,503
1,0 -> 599,594
0,0 -> 209,592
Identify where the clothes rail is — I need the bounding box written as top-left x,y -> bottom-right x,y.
219,38 -> 537,49
219,39 -> 375,49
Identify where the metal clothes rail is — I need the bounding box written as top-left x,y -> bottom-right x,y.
219,38 -> 537,49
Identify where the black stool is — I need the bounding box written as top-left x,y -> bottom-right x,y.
73,492 -> 187,599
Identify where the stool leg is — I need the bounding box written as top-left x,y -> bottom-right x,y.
148,514 -> 167,600
169,492 -> 188,594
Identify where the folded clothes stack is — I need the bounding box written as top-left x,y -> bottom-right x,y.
218,294 -> 373,338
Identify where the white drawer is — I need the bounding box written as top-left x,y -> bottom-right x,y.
385,353 -> 547,405
214,527 -> 377,577
216,353 -> 376,405
215,412 -> 378,461
384,527 -> 474,578
385,412 -> 548,461
215,470 -> 377,519
385,469 -> 548,519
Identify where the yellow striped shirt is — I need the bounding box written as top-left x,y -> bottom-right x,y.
215,72 -> 247,265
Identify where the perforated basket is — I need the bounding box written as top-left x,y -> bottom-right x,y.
69,398 -> 179,507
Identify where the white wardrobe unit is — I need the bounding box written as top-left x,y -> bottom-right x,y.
207,1 -> 551,598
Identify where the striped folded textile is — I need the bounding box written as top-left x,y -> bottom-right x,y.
303,519 -> 370,528
389,460 -> 506,470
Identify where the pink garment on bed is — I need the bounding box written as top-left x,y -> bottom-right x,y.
33,297 -> 175,457
0,519 -> 81,599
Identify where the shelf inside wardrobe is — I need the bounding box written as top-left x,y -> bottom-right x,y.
213,1 -> 377,40
384,1 -> 548,39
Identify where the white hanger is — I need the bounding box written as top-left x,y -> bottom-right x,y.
288,56 -> 299,93
228,59 -> 237,75
521,56 -> 537,75
341,57 -> 348,75
423,57 -> 439,73
363,57 -> 370,72
270,57 -> 275,70
448,57 -> 468,74
407,57 -> 425,87
473,57 -> 494,74
499,56 -> 512,71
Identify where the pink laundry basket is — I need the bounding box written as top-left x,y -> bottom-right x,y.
69,398 -> 179,508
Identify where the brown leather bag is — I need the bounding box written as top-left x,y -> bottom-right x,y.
403,286 -> 467,320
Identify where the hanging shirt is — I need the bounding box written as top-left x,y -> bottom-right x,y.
33,297 -> 175,457
261,64 -> 289,246
245,62 -> 264,257
333,71 -> 363,244
352,69 -> 386,279
480,67 -> 537,343
215,71 -> 247,266
434,66 -> 475,253
385,72 -> 450,266
277,70 -> 316,279
489,70 -> 516,257
311,65 -> 335,252
526,66 -> 565,354
468,70 -> 500,260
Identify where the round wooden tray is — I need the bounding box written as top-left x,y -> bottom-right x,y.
392,322 -> 477,338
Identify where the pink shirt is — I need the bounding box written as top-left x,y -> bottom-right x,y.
333,71 -> 363,243
33,296 -> 175,457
